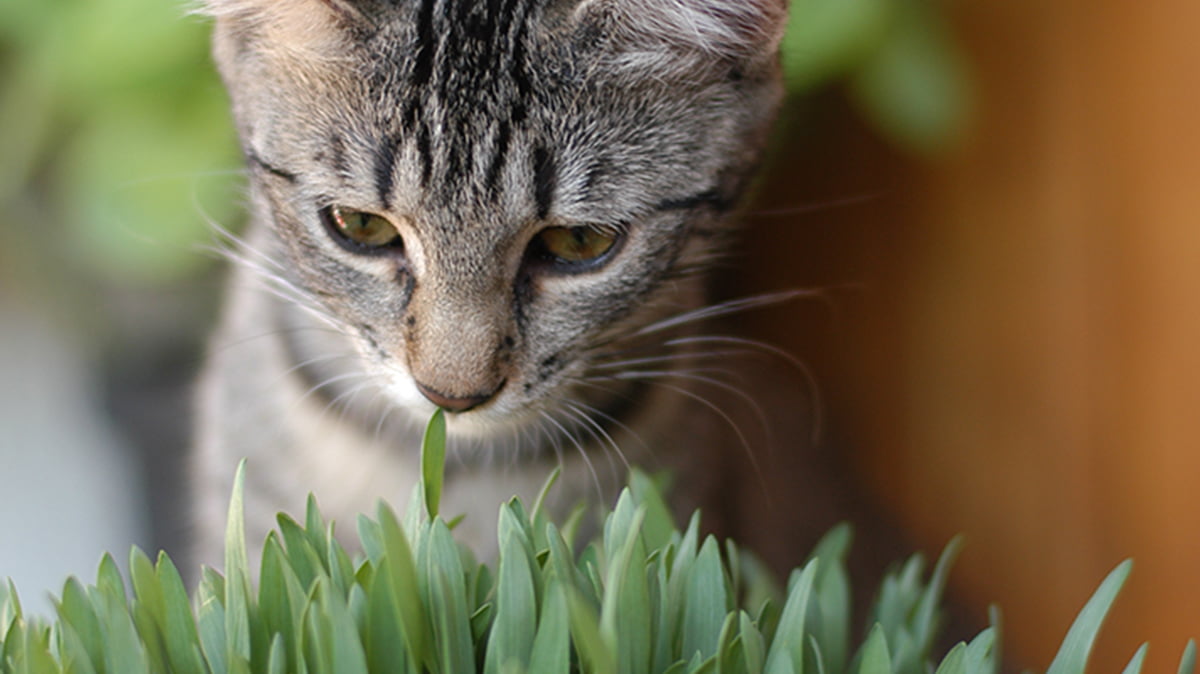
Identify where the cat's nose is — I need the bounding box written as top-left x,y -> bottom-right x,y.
415,380 -> 504,413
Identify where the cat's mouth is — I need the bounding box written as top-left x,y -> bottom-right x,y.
413,379 -> 508,414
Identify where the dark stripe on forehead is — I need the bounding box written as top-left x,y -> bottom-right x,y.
413,0 -> 437,86
486,121 -> 512,193
373,135 -> 399,208
532,146 -> 557,220
417,126 -> 434,186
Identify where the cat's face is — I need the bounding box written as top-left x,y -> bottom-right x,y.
207,0 -> 786,438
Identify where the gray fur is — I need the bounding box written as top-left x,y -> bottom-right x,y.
194,0 -> 787,567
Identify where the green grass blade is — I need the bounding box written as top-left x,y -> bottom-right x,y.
932,642 -> 966,674
601,506 -> 651,674
568,588 -> 616,674
528,581 -> 570,673
1180,640 -> 1197,674
855,623 -> 892,674
681,536 -> 728,664
764,559 -> 818,674
155,552 -> 206,674
57,577 -> 104,674
1121,643 -> 1149,674
266,633 -> 287,674
99,589 -> 151,674
484,512 -> 539,674
1046,560 -> 1132,674
962,627 -> 996,674
318,580 -> 369,674
628,469 -> 677,551
423,520 -> 475,674
421,408 -> 447,519
807,524 -> 853,674
378,502 -> 430,667
197,595 -> 228,674
224,460 -> 253,666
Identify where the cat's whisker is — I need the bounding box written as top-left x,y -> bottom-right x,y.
561,397 -> 652,457
562,402 -> 630,474
289,371 -> 369,413
538,409 -> 604,501
622,378 -> 767,495
667,334 -> 825,444
601,367 -> 770,440
591,349 -> 752,371
202,218 -> 289,273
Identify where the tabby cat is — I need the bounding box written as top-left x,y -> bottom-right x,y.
192,0 -> 816,569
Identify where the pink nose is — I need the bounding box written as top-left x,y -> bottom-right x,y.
415,380 -> 503,413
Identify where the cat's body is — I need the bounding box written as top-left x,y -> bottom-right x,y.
192,0 -> 807,569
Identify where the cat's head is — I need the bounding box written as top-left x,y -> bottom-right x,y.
202,0 -> 787,439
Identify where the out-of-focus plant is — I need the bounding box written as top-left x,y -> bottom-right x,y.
783,0 -> 971,153
0,0 -> 240,285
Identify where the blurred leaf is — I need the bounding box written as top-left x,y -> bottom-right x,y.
1180,640 -> 1197,674
1046,560 -> 1133,674
849,0 -> 971,154
783,0 -> 892,90
856,624 -> 893,674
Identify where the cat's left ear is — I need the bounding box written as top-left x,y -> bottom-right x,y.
195,0 -> 385,65
578,0 -> 790,66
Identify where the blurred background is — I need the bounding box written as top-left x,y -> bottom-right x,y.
1,0 -> 1197,670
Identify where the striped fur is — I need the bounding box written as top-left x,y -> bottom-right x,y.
193,0 -> 788,568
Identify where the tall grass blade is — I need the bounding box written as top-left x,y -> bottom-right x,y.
421,408 -> 447,519
1046,560 -> 1132,674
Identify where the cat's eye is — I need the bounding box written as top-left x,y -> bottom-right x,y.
322,205 -> 404,252
531,225 -> 621,269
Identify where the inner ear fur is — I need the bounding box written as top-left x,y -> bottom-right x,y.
199,0 -> 370,59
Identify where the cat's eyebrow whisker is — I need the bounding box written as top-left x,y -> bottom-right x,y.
631,289 -> 824,338
741,192 -> 886,221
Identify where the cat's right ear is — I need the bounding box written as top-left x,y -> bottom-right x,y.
575,0 -> 790,70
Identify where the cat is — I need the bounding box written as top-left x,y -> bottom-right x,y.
190,0 -> 821,571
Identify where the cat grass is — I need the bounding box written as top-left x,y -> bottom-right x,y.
0,410 -> 1192,673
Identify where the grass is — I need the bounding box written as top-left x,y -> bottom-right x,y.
0,409 -> 1192,673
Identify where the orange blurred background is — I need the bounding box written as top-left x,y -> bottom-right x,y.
742,0 -> 1200,669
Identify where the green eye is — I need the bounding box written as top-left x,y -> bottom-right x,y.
327,206 -> 402,249
534,225 -> 620,266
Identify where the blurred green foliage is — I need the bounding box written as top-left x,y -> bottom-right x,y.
0,0 -> 240,285
0,0 -> 968,286
782,0 -> 971,153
